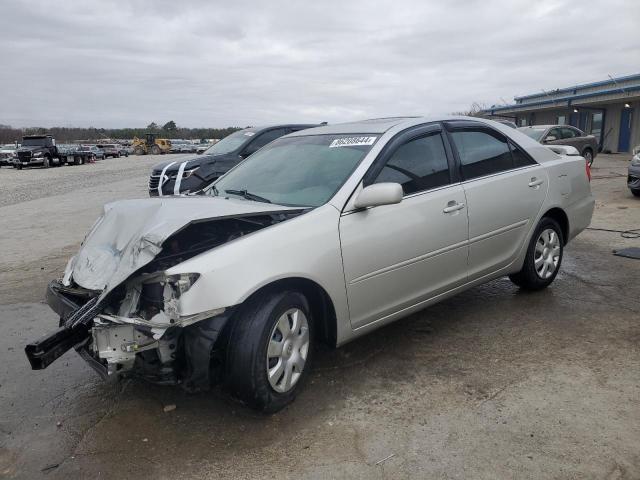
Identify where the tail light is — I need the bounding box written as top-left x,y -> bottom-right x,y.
585,160 -> 591,182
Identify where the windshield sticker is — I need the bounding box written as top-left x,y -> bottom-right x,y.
244,132 -> 255,136
329,136 -> 377,148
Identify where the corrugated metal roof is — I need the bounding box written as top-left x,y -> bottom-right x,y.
514,72 -> 640,102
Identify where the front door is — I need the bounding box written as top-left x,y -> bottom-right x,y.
339,127 -> 469,329
618,108 -> 634,152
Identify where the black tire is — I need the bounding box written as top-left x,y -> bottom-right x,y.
225,290 -> 314,413
509,217 -> 564,290
43,156 -> 50,168
583,148 -> 594,167
150,145 -> 161,155
134,146 -> 145,155
16,163 -> 22,170
631,189 -> 640,197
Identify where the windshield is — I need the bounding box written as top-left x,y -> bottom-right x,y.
212,134 -> 377,207
518,128 -> 546,141
204,130 -> 251,156
22,138 -> 47,147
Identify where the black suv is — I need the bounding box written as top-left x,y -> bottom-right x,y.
148,124 -> 319,196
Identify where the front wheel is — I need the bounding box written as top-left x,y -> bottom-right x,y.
150,145 -> 161,155
509,217 -> 564,290
583,149 -> 594,167
225,290 -> 314,413
631,189 -> 640,198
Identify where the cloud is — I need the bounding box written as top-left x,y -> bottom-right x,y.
1,0 -> 638,127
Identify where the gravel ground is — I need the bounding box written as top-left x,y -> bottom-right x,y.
0,155 -> 190,207
0,153 -> 639,479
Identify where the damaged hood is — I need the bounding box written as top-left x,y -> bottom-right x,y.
66,196 -> 302,295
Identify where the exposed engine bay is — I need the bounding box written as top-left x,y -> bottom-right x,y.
26,207 -> 305,391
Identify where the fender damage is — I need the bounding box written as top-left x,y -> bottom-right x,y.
25,196 -> 305,391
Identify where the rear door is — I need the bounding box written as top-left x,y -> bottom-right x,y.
339,124 -> 469,328
445,122 -> 547,280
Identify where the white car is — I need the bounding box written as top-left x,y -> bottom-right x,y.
27,116 -> 594,412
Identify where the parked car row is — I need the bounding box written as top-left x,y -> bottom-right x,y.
4,137 -> 134,169
169,139 -> 199,154
27,116 -> 596,413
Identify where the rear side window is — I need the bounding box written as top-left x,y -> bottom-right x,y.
561,127 -> 579,139
509,141 -> 536,168
373,132 -> 450,195
450,129 -> 513,180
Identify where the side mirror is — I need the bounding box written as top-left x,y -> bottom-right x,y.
544,135 -> 557,142
354,183 -> 403,209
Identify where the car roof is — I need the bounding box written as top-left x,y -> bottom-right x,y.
286,117 -> 424,136
518,125 -> 578,130
242,124 -> 321,134
289,115 -> 541,136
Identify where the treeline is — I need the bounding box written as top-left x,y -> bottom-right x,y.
0,121 -> 242,144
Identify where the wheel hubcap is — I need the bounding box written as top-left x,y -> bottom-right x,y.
534,228 -> 561,279
266,308 -> 309,393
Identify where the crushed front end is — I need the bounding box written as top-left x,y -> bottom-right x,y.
27,274 -> 233,391
24,197 -> 304,391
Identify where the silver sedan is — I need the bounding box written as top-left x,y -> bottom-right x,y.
27,116 -> 594,412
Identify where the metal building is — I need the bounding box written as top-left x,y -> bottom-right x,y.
485,73 -> 640,153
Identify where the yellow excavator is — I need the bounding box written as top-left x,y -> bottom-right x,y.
132,133 -> 172,155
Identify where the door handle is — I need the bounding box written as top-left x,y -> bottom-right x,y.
528,177 -> 544,188
443,201 -> 465,213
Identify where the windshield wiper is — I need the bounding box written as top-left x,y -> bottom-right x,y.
224,189 -> 271,203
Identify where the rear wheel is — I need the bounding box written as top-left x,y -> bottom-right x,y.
509,217 -> 564,290
225,290 -> 314,413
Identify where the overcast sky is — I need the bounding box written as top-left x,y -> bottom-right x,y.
1,0 -> 639,128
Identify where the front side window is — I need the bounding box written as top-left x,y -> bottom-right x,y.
213,134 -> 376,207
518,127 -> 546,141
373,132 -> 450,195
546,128 -> 562,141
450,129 -> 513,180
243,128 -> 287,156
